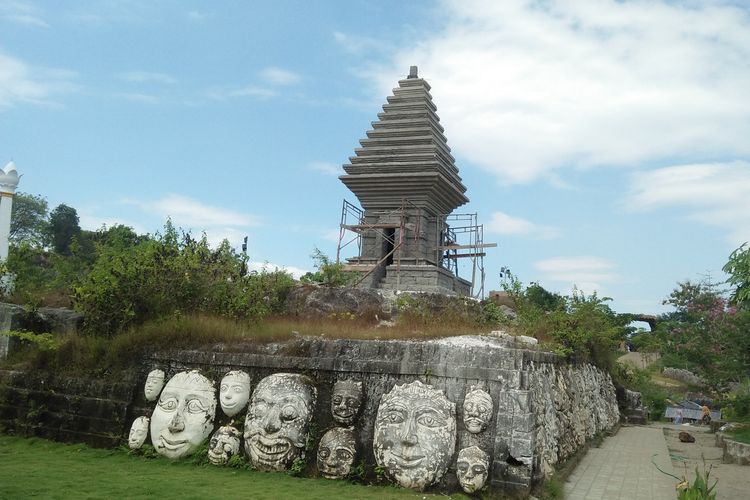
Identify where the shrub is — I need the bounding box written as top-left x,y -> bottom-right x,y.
299,248 -> 358,287
74,221 -> 293,337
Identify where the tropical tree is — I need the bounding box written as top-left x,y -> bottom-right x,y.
9,192 -> 49,247
48,204 -> 81,255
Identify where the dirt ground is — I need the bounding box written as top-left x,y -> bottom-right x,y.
661,423 -> 750,500
617,351 -> 661,370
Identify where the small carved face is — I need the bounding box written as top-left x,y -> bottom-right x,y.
456,446 -> 489,493
220,371 -> 250,417
128,416 -> 149,449
331,380 -> 363,425
144,369 -> 165,401
244,373 -> 317,471
208,426 -> 241,466
463,388 -> 493,434
150,370 -> 216,459
317,427 -> 356,479
373,381 -> 456,491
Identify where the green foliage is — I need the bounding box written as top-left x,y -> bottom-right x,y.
9,192 -> 49,248
48,204 -> 81,255
3,330 -> 60,351
724,242 -> 750,309
501,274 -> 631,372
74,221 -> 294,336
655,280 -> 750,390
299,248 -> 357,287
288,457 -> 307,476
677,460 -> 717,500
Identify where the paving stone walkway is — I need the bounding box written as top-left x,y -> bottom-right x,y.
564,425 -> 678,499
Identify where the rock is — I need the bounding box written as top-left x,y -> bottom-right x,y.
662,367 -> 706,387
679,431 -> 696,443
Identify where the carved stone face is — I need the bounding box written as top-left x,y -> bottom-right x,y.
150,370 -> 216,459
128,416 -> 149,449
463,387 -> 493,434
244,373 -> 317,471
220,370 -> 251,417
331,380 -> 363,426
373,380 -> 456,491
317,427 -> 356,479
144,369 -> 165,402
208,426 -> 241,466
456,446 -> 489,493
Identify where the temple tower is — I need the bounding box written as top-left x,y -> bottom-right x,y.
339,66 -> 478,295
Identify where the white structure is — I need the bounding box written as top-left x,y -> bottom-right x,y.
0,161 -> 20,262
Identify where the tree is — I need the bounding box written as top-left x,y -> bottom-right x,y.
723,243 -> 750,309
9,192 -> 49,247
48,204 -> 81,255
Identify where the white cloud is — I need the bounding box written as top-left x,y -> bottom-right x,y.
118,71 -> 176,84
259,66 -> 301,86
366,0 -> 750,184
187,10 -> 210,21
534,256 -> 620,294
625,161 -> 750,245
486,211 -> 560,239
0,50 -> 76,109
333,31 -> 391,56
307,161 -> 341,176
207,85 -> 276,100
117,92 -> 159,103
144,194 -> 261,228
78,212 -> 147,235
0,1 -> 48,28
123,194 -> 262,250
248,261 -> 307,280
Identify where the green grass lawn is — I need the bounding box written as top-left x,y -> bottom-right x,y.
0,436 -> 468,500
726,426 -> 750,444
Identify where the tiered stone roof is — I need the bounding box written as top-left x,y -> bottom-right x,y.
340,66 -> 469,215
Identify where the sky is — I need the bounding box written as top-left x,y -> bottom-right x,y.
2,0 -> 750,315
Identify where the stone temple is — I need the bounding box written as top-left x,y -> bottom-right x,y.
339,66 -> 492,296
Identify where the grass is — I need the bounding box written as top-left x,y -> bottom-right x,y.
1,313 -> 492,375
725,426 -> 750,444
0,435 -> 467,500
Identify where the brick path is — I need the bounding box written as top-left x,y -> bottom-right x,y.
564,425 -> 678,499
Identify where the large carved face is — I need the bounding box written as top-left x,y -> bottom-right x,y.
244,373 -> 317,471
128,416 -> 149,449
463,387 -> 493,434
317,427 -> 356,479
220,370 -> 251,417
144,369 -> 165,401
331,380 -> 363,426
208,426 -> 241,466
456,446 -> 489,493
150,370 -> 216,459
373,380 -> 456,491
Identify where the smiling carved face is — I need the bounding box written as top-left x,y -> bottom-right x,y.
128,416 -> 149,449
373,381 -> 456,491
150,370 -> 216,459
243,373 -> 316,471
219,371 -> 250,417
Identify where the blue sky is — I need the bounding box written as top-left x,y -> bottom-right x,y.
2,0 -> 750,315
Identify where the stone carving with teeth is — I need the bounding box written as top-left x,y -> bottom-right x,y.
144,369 -> 165,402
128,416 -> 149,449
331,379 -> 364,426
219,370 -> 251,417
463,386 -> 493,434
150,370 -> 216,459
243,373 -> 317,471
456,446 -> 489,493
373,380 -> 456,491
208,425 -> 242,466
317,427 -> 357,479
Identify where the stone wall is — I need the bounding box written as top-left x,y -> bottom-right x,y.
0,302 -> 83,358
0,333 -> 619,494
0,369 -> 137,448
